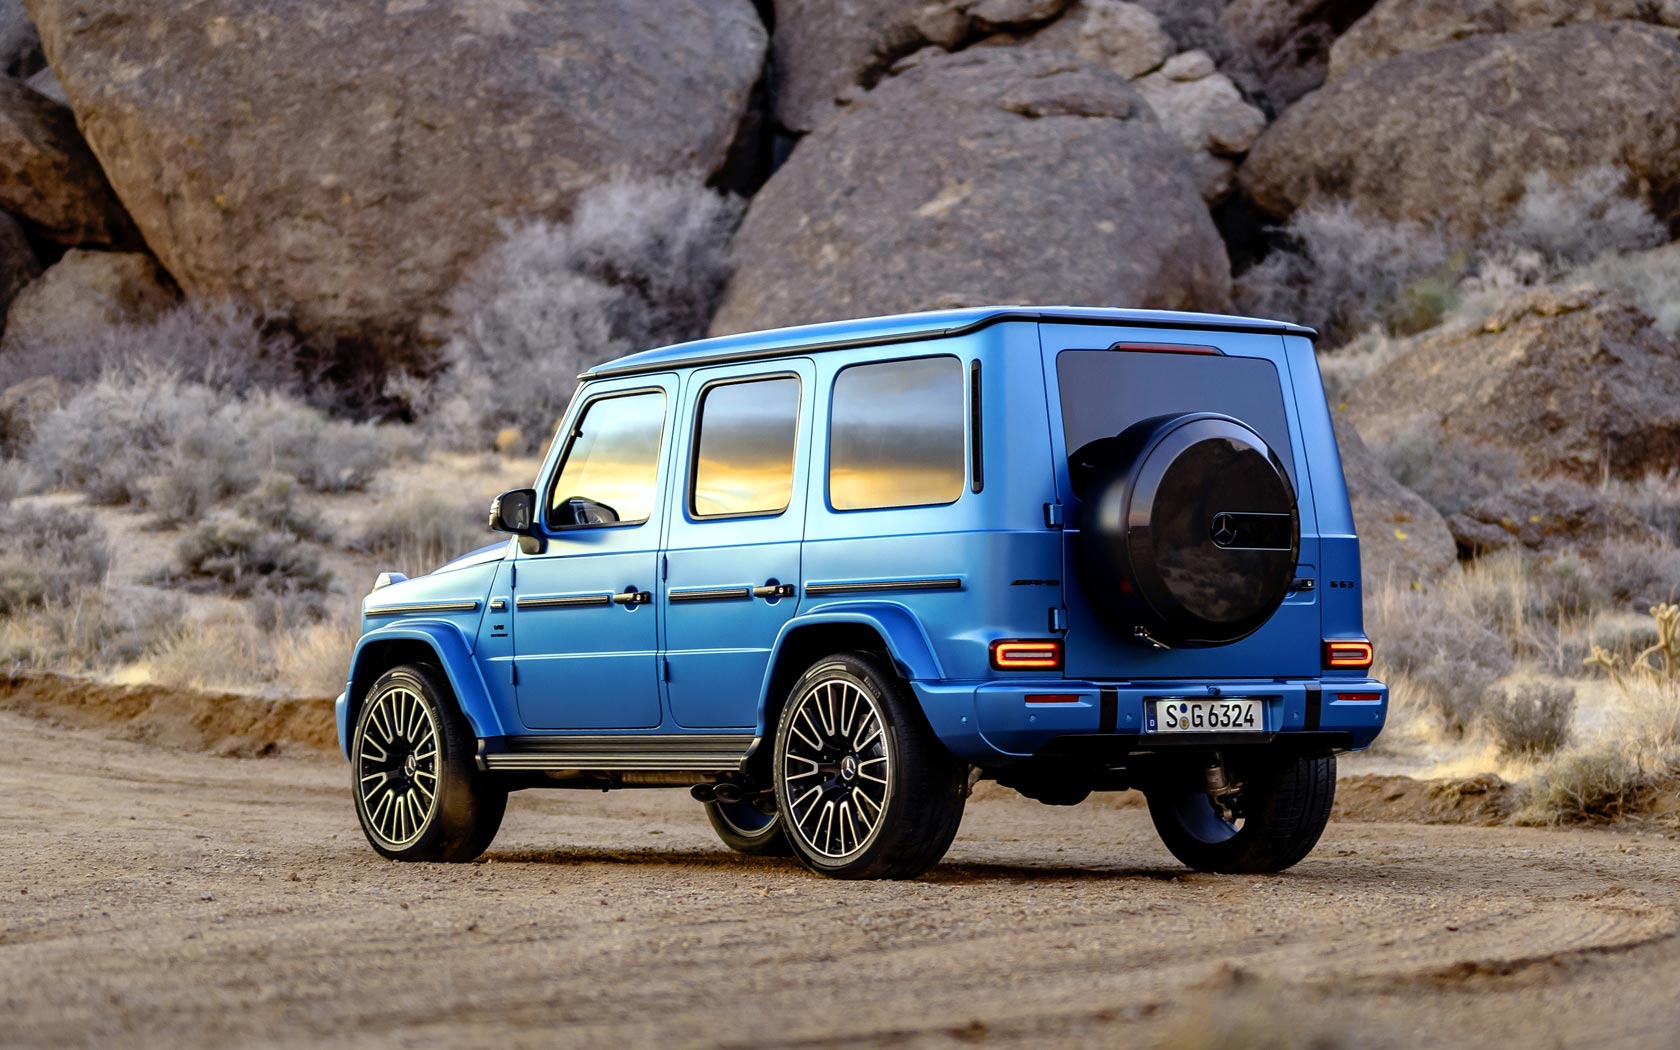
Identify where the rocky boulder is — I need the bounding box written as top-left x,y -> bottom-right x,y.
0,210 -> 39,323
1332,412 -> 1458,585
0,0 -> 41,77
990,0 -> 1174,77
26,0 -> 766,353
1219,0 -> 1379,108
1447,479 -> 1657,556
1241,23 -> 1680,241
1132,51 -> 1266,202
710,48 -> 1230,335
769,0 -> 1074,134
0,75 -> 134,247
1347,287 -> 1680,483
1,249 -> 175,357
1329,0 -> 1680,78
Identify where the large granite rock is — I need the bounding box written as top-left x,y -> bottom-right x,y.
710,48 -> 1230,335
1219,0 -> 1379,108
769,0 -> 1073,134
0,0 -> 42,77
1348,287 -> 1680,484
25,0 -> 766,352
1,249 -> 174,357
0,75 -> 134,247
1332,412 -> 1458,585
1241,23 -> 1680,241
1447,478 -> 1658,556
1133,51 -> 1266,202
1329,0 -> 1680,78
992,0 -> 1174,77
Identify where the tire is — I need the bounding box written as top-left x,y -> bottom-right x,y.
351,663 -> 507,862
1145,752 -> 1336,874
772,651 -> 968,879
704,799 -> 793,856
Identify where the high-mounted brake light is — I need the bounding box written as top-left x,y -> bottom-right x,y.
1324,640 -> 1374,670
1108,341 -> 1220,355
991,639 -> 1062,671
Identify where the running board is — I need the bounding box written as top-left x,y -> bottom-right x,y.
482,734 -> 758,773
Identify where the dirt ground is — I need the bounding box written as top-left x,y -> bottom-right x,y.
6,707 -> 1680,1050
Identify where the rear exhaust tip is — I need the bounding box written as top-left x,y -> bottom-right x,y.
712,783 -> 745,804
689,783 -> 718,803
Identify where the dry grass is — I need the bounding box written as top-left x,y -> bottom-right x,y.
147,597 -> 357,699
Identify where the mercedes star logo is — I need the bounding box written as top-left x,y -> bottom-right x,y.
1211,513 -> 1238,547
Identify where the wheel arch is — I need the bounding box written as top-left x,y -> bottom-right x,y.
341,623 -> 505,760
750,605 -> 943,775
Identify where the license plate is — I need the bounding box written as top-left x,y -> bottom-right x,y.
1147,698 -> 1264,733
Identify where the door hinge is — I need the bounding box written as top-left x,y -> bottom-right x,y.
510,564 -> 517,589
1044,502 -> 1064,528
510,662 -> 519,687
662,554 -> 668,581
1048,607 -> 1067,633
662,657 -> 671,682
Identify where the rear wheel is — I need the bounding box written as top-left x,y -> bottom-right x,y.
704,798 -> 792,856
1145,752 -> 1335,873
772,652 -> 968,879
352,664 -> 506,862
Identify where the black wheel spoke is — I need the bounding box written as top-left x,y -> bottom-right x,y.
356,687 -> 441,847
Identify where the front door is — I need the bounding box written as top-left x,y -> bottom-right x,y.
513,378 -> 676,730
663,362 -> 813,728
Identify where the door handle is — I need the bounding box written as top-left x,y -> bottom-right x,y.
751,583 -> 796,600
612,589 -> 652,606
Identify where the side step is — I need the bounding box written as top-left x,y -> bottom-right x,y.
482,734 -> 757,773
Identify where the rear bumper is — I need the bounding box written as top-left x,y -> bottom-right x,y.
910,677 -> 1387,767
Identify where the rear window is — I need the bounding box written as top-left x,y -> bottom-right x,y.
1056,349 -> 1295,482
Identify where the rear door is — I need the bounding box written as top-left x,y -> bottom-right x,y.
1039,323 -> 1322,680
662,361 -> 814,729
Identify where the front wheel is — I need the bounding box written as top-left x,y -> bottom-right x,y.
352,664 -> 507,862
772,651 -> 968,879
1145,752 -> 1336,874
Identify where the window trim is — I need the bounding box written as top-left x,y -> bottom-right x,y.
826,353 -> 968,514
685,370 -> 804,522
542,386 -> 670,532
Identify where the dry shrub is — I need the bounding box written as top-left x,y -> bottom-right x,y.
1240,167 -> 1666,347
1369,419 -> 1524,520
0,298 -> 301,394
412,176 -> 743,453
0,587 -> 183,672
1610,472 -> 1680,544
1484,680 -> 1575,758
351,493 -> 495,579
1527,604 -> 1680,822
0,504 -> 112,614
1574,243 -> 1680,336
148,599 -> 357,698
156,516 -> 332,599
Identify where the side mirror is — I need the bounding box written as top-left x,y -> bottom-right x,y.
489,489 -> 541,553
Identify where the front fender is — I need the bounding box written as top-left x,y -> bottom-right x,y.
755,602 -> 945,734
338,620 -> 506,759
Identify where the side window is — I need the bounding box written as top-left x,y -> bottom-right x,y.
691,376 -> 801,518
547,390 -> 667,528
829,356 -> 965,511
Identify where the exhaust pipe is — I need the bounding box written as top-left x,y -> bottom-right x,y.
689,783 -> 718,803
712,783 -> 745,804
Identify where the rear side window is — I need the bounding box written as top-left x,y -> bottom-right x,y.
691,375 -> 801,518
829,356 -> 965,511
1057,349 -> 1295,484
547,390 -> 667,527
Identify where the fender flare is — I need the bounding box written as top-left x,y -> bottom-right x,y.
340,621 -> 506,759
755,603 -> 944,735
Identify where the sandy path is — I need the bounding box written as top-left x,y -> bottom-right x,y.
5,710 -> 1680,1049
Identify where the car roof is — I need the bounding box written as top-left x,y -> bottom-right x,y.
580,306 -> 1317,380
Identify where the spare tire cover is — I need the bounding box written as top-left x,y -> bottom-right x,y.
1073,413 -> 1299,648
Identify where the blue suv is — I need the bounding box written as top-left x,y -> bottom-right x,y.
336,307 -> 1386,878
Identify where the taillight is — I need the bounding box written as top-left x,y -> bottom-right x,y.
1336,692 -> 1382,703
991,639 -> 1062,671
1024,693 -> 1080,704
1324,639 -> 1374,670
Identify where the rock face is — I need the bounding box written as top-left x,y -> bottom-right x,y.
1329,0 -> 1680,78
0,76 -> 134,247
1,249 -> 175,357
996,0 -> 1174,77
1332,412 -> 1457,585
1220,0 -> 1378,108
769,0 -> 1074,134
26,0 -> 766,352
1241,23 -> 1680,241
1132,51 -> 1266,202
1348,287 -> 1680,484
1447,479 -> 1657,555
710,48 -> 1230,335
0,0 -> 41,77
0,210 -> 39,324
